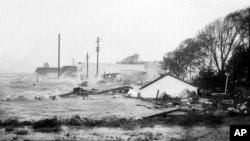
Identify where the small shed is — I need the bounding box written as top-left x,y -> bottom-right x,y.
102,73 -> 121,83
139,74 -> 198,99
35,67 -> 58,79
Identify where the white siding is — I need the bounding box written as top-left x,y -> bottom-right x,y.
140,75 -> 197,98
47,72 -> 57,78
77,63 -> 144,82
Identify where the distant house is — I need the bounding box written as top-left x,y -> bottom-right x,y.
35,67 -> 58,79
35,65 -> 77,80
139,74 -> 198,99
76,63 -> 145,82
43,62 -> 49,68
75,62 -> 160,84
102,73 -> 120,83
120,69 -> 147,84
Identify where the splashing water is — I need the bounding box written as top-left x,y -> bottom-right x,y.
0,73 -> 76,101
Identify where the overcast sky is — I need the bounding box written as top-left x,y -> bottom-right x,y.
0,0 -> 249,73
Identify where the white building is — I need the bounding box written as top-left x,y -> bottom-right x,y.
76,63 -> 145,82
76,62 -> 162,84
139,74 -> 198,98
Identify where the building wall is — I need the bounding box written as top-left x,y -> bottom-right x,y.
120,69 -> 146,83
47,72 -> 58,78
140,75 -> 197,98
37,72 -> 58,80
77,63 -> 144,82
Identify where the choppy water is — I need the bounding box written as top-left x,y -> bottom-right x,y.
0,73 -> 230,141
0,73 -> 164,121
0,73 -> 78,120
0,73 -> 76,101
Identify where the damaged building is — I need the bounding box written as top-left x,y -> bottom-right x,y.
139,74 -> 198,99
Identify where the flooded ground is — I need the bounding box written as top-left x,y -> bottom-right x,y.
0,94 -> 167,121
0,73 -> 231,140
0,73 -> 165,121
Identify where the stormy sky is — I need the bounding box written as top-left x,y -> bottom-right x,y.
0,0 -> 249,73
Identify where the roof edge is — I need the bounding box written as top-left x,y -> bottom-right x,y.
140,73 -> 197,89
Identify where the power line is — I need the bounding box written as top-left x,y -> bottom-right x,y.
188,0 -> 235,11
171,0 -> 235,12
173,0 -> 231,12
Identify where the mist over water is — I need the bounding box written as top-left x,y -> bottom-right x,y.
0,73 -> 75,101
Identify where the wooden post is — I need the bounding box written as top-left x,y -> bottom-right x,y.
224,73 -> 229,95
156,89 -> 159,100
86,52 -> 89,78
96,37 -> 100,76
189,62 -> 192,81
58,34 -> 60,79
249,22 -> 250,49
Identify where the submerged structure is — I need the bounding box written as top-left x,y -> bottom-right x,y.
139,74 -> 198,98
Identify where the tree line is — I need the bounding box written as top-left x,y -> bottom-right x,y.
117,54 -> 145,64
162,7 -> 250,97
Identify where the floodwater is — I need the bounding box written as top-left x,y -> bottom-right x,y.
0,73 -> 229,140
0,73 -> 74,120
0,73 -> 165,121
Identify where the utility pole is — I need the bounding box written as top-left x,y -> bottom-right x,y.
86,52 -> 89,78
224,73 -> 230,95
96,37 -> 100,76
58,34 -> 61,79
189,62 -> 192,81
72,58 -> 74,66
249,21 -> 250,49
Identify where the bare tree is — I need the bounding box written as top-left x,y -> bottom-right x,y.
197,17 -> 243,74
119,54 -> 140,64
162,38 -> 206,79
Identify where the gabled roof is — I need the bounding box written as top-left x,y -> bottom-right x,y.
35,67 -> 58,74
140,73 -> 197,89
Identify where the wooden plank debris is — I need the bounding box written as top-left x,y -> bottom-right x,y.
59,87 -> 98,98
142,107 -> 181,119
99,86 -> 132,94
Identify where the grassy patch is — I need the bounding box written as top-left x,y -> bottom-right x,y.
5,126 -> 15,132
1,118 -> 20,127
164,113 -> 223,127
64,114 -> 224,129
16,129 -> 29,135
82,119 -> 103,127
1,113 -> 247,132
82,118 -> 139,130
0,119 -> 32,127
66,115 -> 83,126
32,116 -> 61,132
